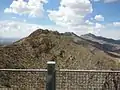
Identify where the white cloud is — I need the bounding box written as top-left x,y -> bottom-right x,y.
0,20 -> 68,38
93,0 -> 118,3
94,22 -> 120,39
0,20 -> 100,38
94,15 -> 104,21
47,0 -> 112,37
12,17 -> 17,19
97,29 -> 120,39
85,20 -> 94,25
47,0 -> 107,36
113,22 -> 120,27
4,0 -> 47,17
0,20 -> 120,39
93,0 -> 100,2
0,20 -> 40,38
48,0 -> 92,28
23,19 -> 27,22
95,23 -> 104,29
104,0 -> 118,3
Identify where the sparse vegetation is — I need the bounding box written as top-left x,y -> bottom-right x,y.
0,29 -> 120,88
0,29 -> 120,70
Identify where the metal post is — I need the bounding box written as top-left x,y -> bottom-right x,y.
46,61 -> 56,90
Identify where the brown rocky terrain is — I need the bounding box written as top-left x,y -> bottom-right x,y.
0,29 -> 120,70
0,29 -> 120,89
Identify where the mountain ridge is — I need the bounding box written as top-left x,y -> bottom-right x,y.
0,29 -> 120,70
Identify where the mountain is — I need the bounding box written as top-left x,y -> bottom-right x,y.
81,33 -> 120,44
81,33 -> 120,48
0,37 -> 19,46
0,29 -> 120,88
81,33 -> 120,58
0,29 -> 120,70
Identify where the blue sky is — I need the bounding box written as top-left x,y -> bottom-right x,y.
0,0 -> 58,25
92,1 -> 120,23
0,0 -> 120,39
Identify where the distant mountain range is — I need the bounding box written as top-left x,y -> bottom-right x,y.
80,33 -> 120,57
82,33 -> 120,44
0,37 -> 19,46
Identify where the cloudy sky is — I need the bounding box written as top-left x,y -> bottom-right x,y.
0,0 -> 120,39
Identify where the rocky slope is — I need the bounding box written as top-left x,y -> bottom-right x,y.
0,29 -> 120,70
81,33 -> 120,52
81,33 -> 120,58
0,29 -> 120,89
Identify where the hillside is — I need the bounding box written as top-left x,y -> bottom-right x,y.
81,33 -> 120,52
81,33 -> 120,58
0,29 -> 120,70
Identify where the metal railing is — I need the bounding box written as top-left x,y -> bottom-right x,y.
0,69 -> 47,90
0,61 -> 120,90
56,69 -> 120,90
